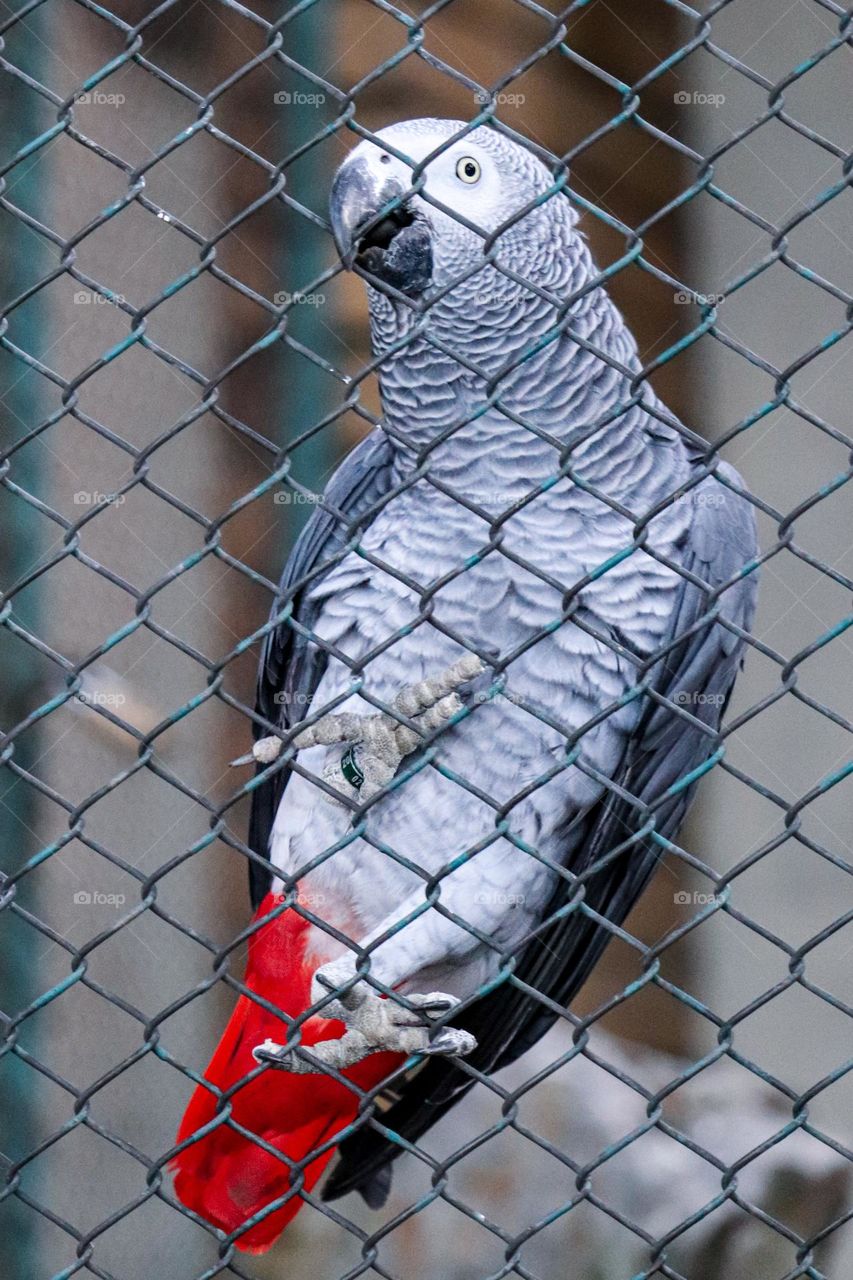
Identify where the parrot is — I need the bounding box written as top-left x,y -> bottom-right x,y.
171,118 -> 758,1252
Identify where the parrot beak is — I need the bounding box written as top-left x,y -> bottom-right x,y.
330,155 -> 393,267
330,152 -> 433,296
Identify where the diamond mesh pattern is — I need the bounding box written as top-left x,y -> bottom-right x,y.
1,1 -> 851,1277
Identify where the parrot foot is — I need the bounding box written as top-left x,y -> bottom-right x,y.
252,988 -> 477,1073
293,652 -> 486,804
229,735 -> 282,767
230,653 -> 487,782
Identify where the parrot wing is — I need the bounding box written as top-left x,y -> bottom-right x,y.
322,461 -> 759,1205
248,428 -> 396,907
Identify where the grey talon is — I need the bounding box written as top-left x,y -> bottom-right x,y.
414,997 -> 457,1015
424,1029 -> 471,1056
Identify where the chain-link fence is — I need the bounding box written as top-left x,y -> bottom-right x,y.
1,1 -> 851,1278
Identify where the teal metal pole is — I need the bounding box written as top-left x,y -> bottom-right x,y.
0,9 -> 49,1274
274,6 -> 339,536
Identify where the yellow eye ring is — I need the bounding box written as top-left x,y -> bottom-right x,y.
455,156 -> 481,184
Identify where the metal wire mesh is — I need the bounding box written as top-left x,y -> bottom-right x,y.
1,1 -> 851,1278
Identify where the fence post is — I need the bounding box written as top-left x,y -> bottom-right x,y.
0,11 -> 46,1272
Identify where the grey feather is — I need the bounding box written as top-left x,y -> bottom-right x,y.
244,119 -> 759,1205
324,460 -> 758,1203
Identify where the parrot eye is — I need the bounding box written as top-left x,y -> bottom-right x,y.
455,156 -> 481,184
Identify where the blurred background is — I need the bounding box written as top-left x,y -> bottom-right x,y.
0,0 -> 850,1277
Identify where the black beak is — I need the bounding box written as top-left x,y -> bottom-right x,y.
354,205 -> 416,270
330,155 -> 432,297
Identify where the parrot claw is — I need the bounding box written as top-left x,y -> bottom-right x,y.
404,993 -> 458,1015
423,1028 -> 477,1057
250,989 -> 478,1073
230,736 -> 284,768
330,987 -> 478,1062
252,1037 -> 300,1068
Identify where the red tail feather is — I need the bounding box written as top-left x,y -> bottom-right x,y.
172,895 -> 402,1253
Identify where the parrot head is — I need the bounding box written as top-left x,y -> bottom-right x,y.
329,117 -> 580,305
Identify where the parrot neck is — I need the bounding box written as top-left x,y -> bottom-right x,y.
371,265 -> 682,504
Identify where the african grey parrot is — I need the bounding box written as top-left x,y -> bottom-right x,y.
173,118 -> 758,1251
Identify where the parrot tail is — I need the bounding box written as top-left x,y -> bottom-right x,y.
171,893 -> 402,1254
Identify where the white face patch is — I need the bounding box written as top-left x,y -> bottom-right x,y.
336,118 -> 575,302
418,144 -> 501,225
352,127 -> 507,235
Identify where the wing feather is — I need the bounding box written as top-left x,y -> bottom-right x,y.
248,429 -> 395,906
